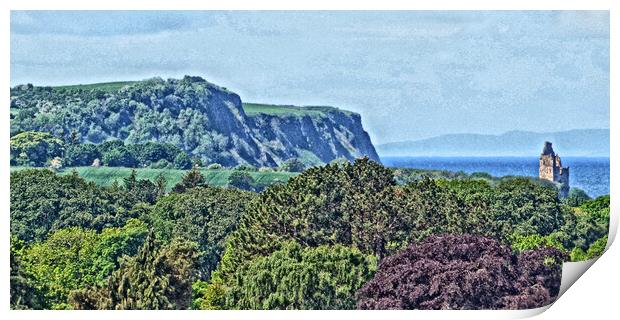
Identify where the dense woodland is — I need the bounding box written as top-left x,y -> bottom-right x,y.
10,158 -> 609,310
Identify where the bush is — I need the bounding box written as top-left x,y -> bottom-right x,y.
509,233 -> 566,253
356,234 -> 566,310
19,221 -> 147,308
70,234 -> 200,310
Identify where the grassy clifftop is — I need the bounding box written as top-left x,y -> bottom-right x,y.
243,102 -> 355,118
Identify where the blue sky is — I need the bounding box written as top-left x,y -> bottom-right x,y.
10,11 -> 609,144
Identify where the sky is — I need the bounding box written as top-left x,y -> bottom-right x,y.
10,11 -> 609,144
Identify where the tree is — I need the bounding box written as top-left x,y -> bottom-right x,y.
64,143 -> 101,166
222,242 -> 376,310
102,147 -> 137,167
215,158 -> 400,285
564,188 -> 591,207
70,233 -> 200,310
10,131 -> 64,167
570,235 -> 608,261
10,169 -> 133,243
147,187 -> 256,279
172,168 -> 207,193
356,234 -> 565,310
509,233 -> 566,253
154,174 -> 167,198
173,152 -> 193,170
227,171 -> 255,191
19,220 -> 147,308
11,236 -> 46,309
491,177 -> 564,241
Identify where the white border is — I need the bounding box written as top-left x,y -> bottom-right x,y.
2,1 -> 616,319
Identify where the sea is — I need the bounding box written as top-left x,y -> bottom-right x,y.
381,157 -> 610,198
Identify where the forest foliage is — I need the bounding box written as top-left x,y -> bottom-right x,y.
10,158 -> 610,310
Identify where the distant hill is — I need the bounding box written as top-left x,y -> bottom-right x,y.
10,76 -> 379,167
376,129 -> 610,157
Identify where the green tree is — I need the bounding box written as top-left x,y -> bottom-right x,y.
173,152 -> 193,169
564,188 -> 591,207
64,143 -> 101,166
227,171 -> 256,191
509,233 -> 566,253
10,131 -> 64,166
70,233 -> 200,310
19,220 -> 147,308
10,169 -> 134,243
216,158 -> 400,284
102,147 -> 137,167
171,167 -> 207,193
224,242 -> 376,310
10,236 -> 46,310
147,187 -> 256,279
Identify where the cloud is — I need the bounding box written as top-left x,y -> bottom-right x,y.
11,11 -> 205,36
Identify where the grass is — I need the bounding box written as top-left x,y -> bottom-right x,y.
10,166 -> 298,191
243,103 -> 354,118
51,81 -> 137,93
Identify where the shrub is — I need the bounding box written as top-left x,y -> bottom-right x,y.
70,234 -> 200,310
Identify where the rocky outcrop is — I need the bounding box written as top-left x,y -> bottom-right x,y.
247,107 -> 380,165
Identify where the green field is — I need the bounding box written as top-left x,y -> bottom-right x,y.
10,166 -> 298,191
243,102 -> 353,118
51,81 -> 137,92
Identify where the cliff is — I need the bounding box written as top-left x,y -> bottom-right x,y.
10,76 -> 380,167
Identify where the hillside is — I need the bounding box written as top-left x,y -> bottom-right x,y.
10,76 -> 379,167
376,129 -> 610,157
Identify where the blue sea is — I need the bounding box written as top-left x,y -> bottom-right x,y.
381,157 -> 610,198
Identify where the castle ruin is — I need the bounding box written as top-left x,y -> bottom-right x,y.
539,141 -> 569,197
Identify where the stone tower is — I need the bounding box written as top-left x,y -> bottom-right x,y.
539,141 -> 569,197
